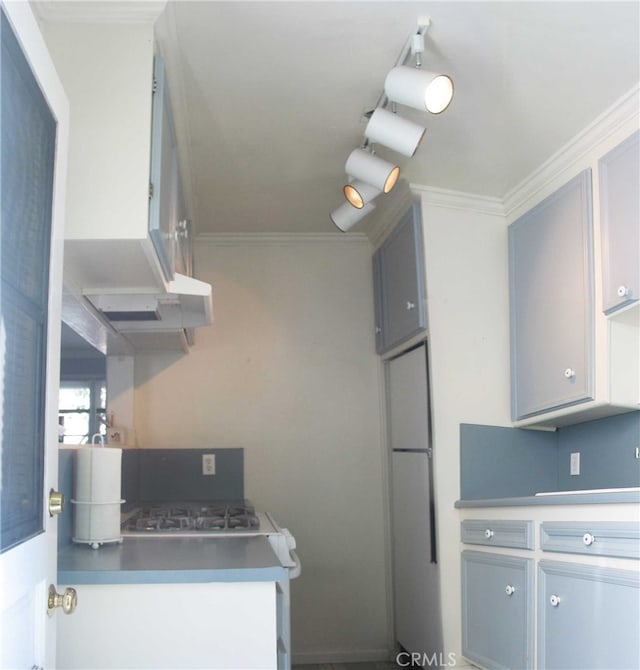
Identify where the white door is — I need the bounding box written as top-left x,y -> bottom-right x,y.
0,2 -> 69,668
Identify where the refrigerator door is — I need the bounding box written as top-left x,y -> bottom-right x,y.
391,451 -> 442,657
387,345 -> 429,453
387,344 -> 443,657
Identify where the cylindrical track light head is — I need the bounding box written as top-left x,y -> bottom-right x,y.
343,179 -> 381,209
385,66 -> 454,114
364,108 -> 426,157
330,201 -> 376,232
345,148 -> 400,194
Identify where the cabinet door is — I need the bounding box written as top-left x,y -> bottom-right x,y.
599,130 -> 640,314
461,551 -> 534,670
376,202 -> 427,353
538,561 -> 640,669
149,53 -> 178,282
509,170 -> 594,419
372,248 -> 384,352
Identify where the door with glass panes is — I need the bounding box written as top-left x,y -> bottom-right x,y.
1,3 -> 69,667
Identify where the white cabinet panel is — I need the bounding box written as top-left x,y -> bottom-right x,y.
57,581 -> 278,669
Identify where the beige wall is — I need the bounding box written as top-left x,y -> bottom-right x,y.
133,235 -> 391,662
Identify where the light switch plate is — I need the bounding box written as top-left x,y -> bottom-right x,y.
570,452 -> 580,476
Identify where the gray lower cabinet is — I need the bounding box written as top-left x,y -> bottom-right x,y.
373,201 -> 427,354
538,560 -> 640,669
461,550 -> 535,670
509,170 -> 594,420
599,130 -> 640,314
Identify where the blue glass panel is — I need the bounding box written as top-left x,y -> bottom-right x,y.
1,9 -> 56,552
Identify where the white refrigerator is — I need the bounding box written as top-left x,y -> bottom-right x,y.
387,343 -> 443,659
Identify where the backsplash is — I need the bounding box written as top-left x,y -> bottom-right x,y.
460,412 -> 640,500
556,413 -> 640,491
123,448 -> 244,504
58,447 -> 245,547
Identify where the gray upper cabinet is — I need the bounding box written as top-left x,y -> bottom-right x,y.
599,130 -> 640,314
373,202 -> 427,354
509,170 -> 594,420
149,53 -> 180,282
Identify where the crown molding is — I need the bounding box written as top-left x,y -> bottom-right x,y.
32,1 -> 167,24
410,184 -> 506,217
196,232 -> 370,246
503,84 -> 640,218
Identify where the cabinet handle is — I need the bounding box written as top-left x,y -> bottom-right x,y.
617,285 -> 630,298
505,585 -> 515,596
582,532 -> 596,546
549,594 -> 560,607
564,368 -> 576,379
406,301 -> 415,311
484,529 -> 494,539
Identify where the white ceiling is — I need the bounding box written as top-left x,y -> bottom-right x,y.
42,1 -> 640,235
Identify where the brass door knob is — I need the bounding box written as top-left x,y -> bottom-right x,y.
48,489 -> 65,517
47,585 -> 78,616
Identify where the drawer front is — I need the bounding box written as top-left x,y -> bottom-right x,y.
461,519 -> 534,550
541,522 -> 640,559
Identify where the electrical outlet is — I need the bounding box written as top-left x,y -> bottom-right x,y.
570,452 -> 580,476
202,454 -> 216,476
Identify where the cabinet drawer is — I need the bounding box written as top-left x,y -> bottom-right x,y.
461,520 -> 534,550
541,522 -> 640,559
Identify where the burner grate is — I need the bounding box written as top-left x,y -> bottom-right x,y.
123,502 -> 259,533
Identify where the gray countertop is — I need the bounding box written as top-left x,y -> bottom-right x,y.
58,535 -> 288,585
455,489 -> 640,508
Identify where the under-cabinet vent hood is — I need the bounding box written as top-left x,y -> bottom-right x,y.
87,273 -> 213,332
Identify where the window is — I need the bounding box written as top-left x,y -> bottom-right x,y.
1,7 -> 57,551
58,380 -> 107,444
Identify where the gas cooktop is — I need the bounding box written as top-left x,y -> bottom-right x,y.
121,501 -> 260,535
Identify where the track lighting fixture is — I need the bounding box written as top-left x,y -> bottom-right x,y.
330,201 -> 376,232
345,148 -> 400,195
331,18 -> 454,231
384,29 -> 454,114
344,179 -> 381,209
385,66 -> 454,114
364,108 -> 426,158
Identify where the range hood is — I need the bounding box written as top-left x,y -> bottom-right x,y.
87,273 -> 213,332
